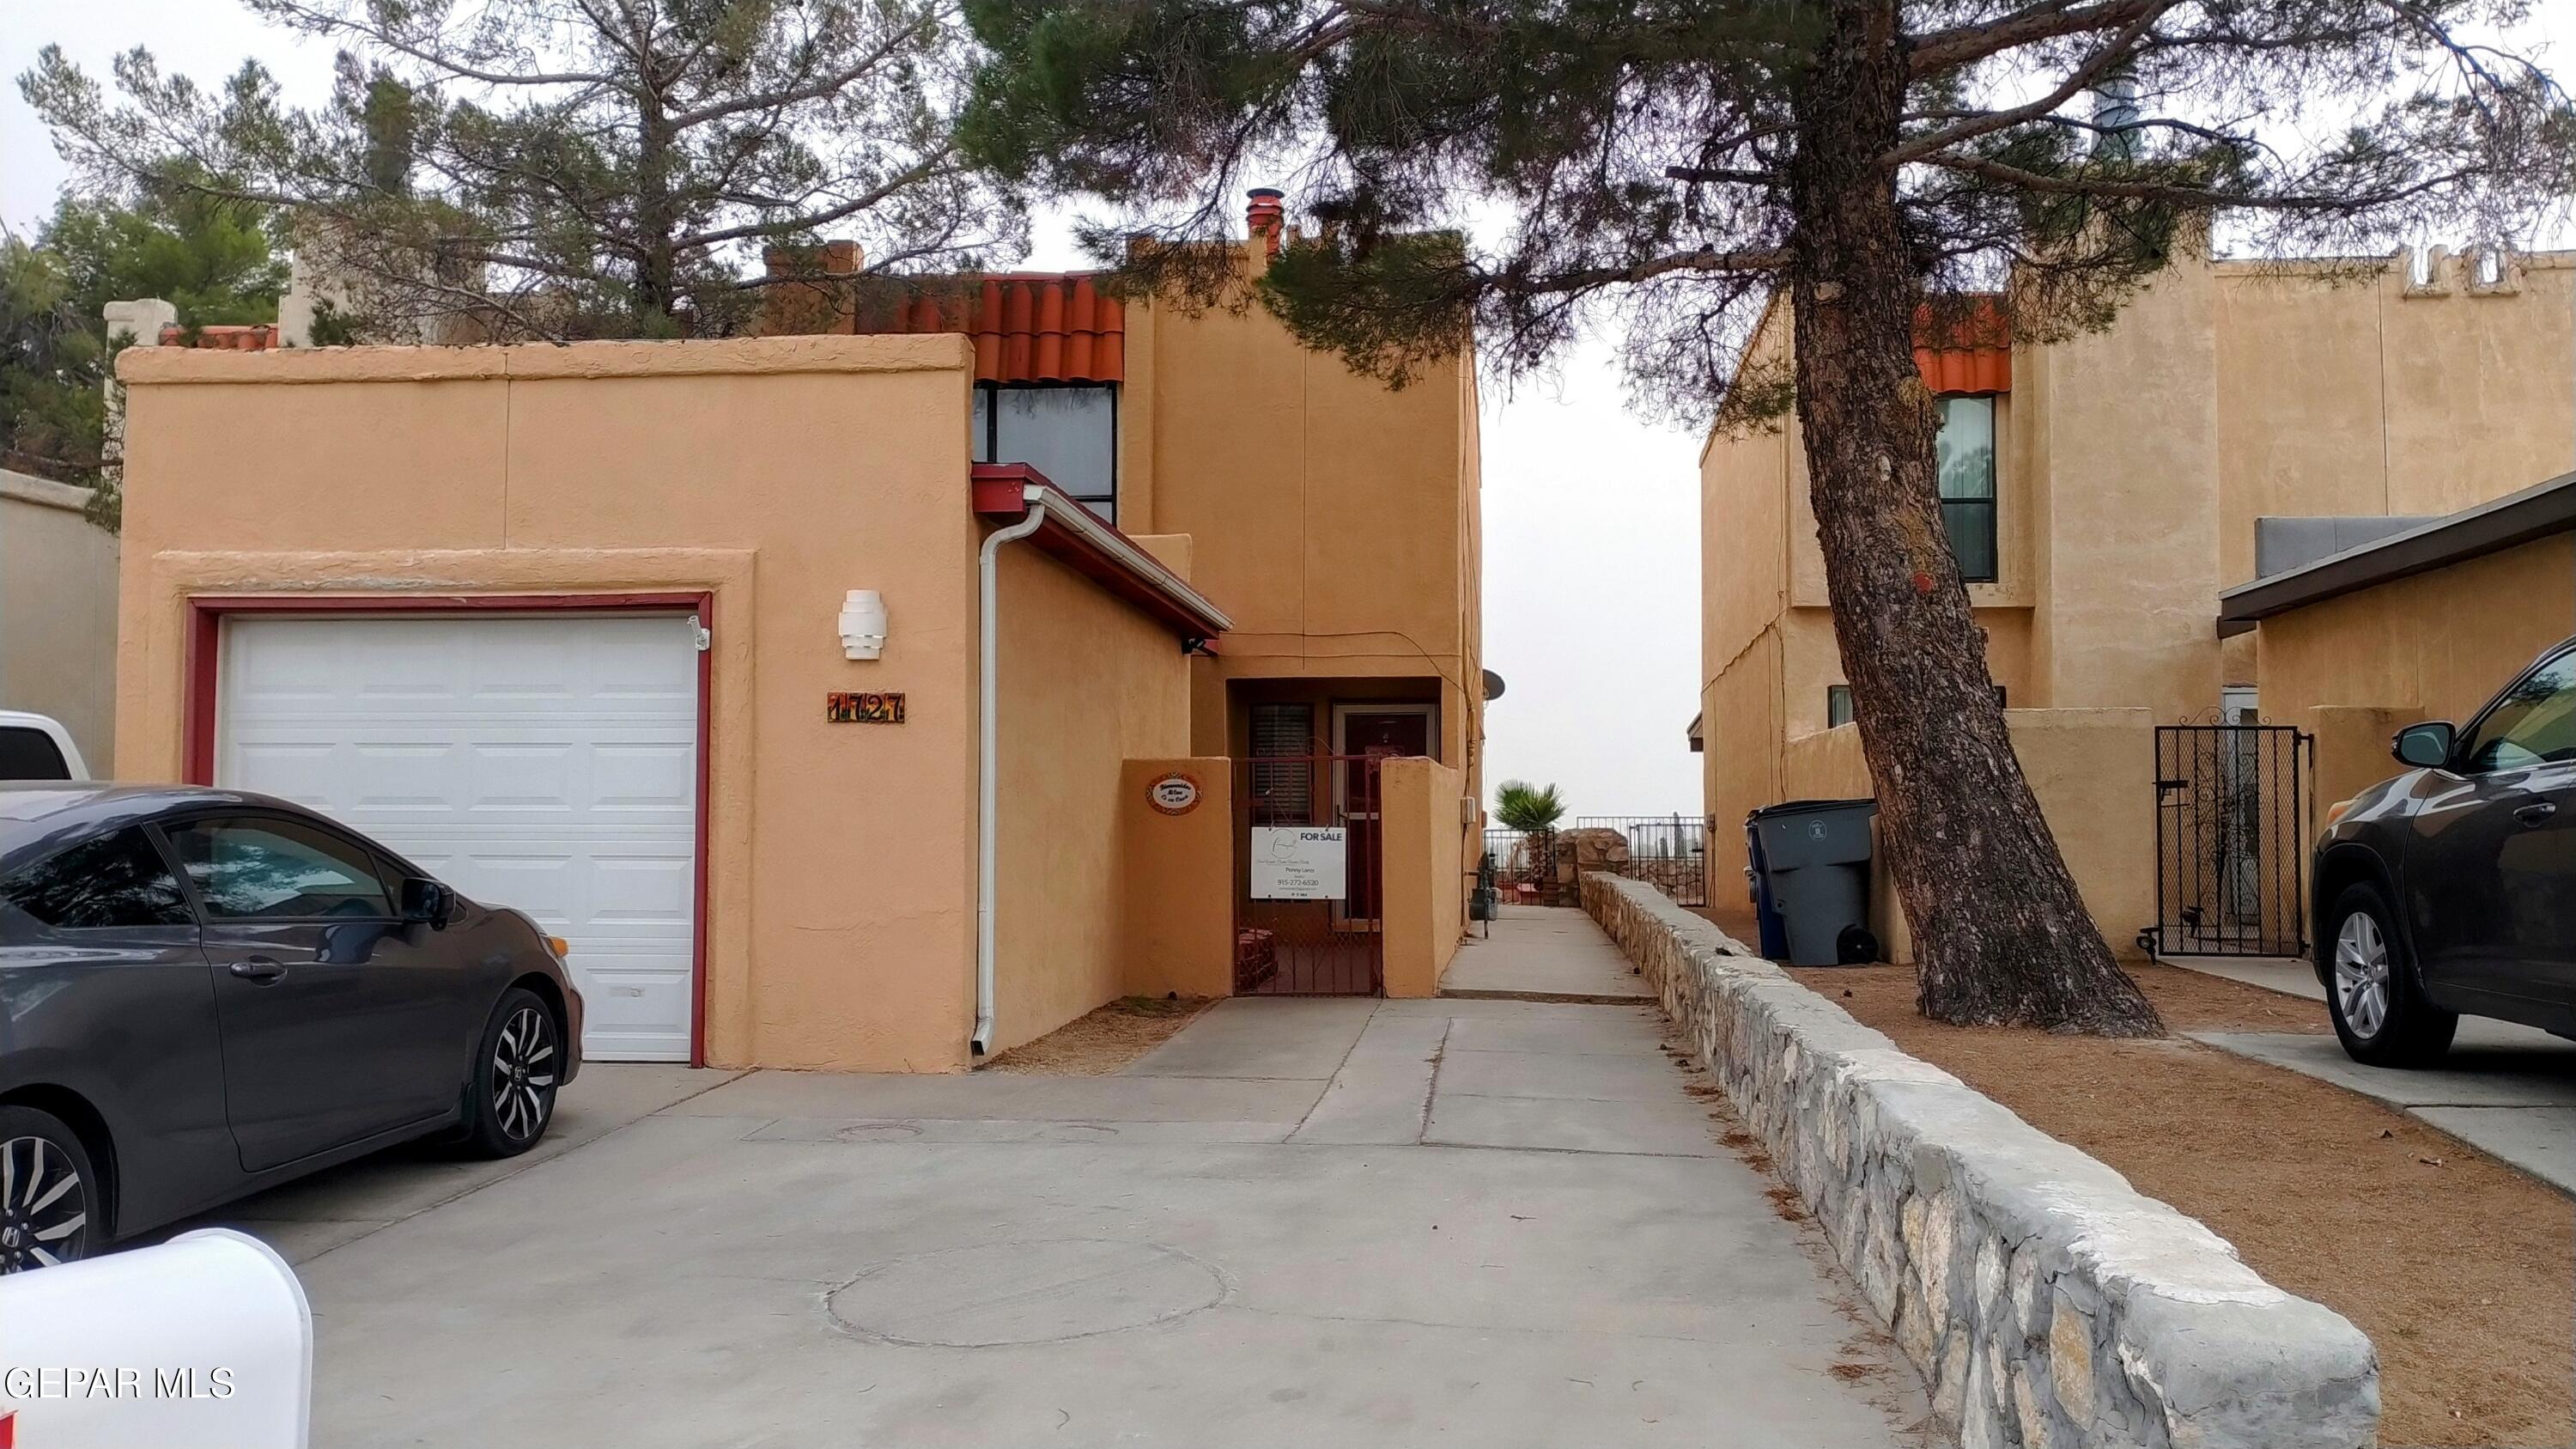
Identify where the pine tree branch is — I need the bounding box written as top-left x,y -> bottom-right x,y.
1503,247 -> 1789,296
1886,2 -> 2174,167
670,150 -> 953,250
246,2 -> 615,87
664,9 -> 945,130
1908,0 -> 2168,76
1663,166 -> 1783,186
1920,152 -> 2472,213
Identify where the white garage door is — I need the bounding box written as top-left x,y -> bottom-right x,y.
217,613 -> 702,1062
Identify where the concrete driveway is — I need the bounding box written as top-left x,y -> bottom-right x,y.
174,991 -> 1926,1446
2173,955 -> 2576,1194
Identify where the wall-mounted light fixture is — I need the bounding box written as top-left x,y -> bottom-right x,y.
837,589 -> 888,661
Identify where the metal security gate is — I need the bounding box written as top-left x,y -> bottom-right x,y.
1236,753 -> 1382,995
1574,814 -> 1711,907
1482,828 -> 1555,898
2149,724 -> 2312,957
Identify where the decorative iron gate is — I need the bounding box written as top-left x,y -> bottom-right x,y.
2149,724 -> 2312,957
1482,828 -> 1556,899
1236,752 -> 1383,995
1574,814 -> 1710,907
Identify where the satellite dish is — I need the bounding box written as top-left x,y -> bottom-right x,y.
1482,668 -> 1506,701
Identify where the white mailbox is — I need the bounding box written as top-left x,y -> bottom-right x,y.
0,1228 -> 312,1447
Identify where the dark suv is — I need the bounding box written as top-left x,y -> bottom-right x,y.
2312,637 -> 2576,1064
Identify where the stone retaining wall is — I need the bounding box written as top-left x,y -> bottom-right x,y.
1582,875 -> 2377,1449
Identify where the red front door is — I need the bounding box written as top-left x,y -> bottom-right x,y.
1341,710 -> 1432,917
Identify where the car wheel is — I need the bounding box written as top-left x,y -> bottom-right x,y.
462,989 -> 562,1159
2324,883 -> 2457,1067
0,1105 -> 100,1273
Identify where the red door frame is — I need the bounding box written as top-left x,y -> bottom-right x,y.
182,592 -> 718,1066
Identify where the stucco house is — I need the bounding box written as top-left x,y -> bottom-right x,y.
112,196 -> 1483,1072
759,192 -> 1487,997
1698,243 -> 2576,960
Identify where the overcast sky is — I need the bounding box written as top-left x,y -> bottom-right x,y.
2,0 -> 1709,817
19,6 -> 2570,820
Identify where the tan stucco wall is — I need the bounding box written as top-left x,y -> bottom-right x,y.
2028,252 -> 2222,718
1701,624 -> 1785,888
2216,258 -> 2576,591
118,336 -> 1004,1073
991,545 -> 1194,1053
1118,757 -> 1235,999
1,471 -> 118,769
1380,756 -> 1467,998
2256,533 -> 2576,806
1129,271 -> 1483,796
2008,709 -> 2156,961
2307,705 -> 2422,819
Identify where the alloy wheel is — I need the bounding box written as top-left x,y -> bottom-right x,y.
2333,911 -> 2392,1039
490,1006 -> 558,1142
0,1135 -> 89,1273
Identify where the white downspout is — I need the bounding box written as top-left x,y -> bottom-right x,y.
974,498 -> 1049,1056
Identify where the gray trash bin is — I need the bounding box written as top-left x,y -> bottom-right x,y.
1747,798 -> 1880,966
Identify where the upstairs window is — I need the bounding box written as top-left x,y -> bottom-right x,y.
975,383 -> 1117,526
1935,396 -> 1997,583
1827,682 -> 2002,728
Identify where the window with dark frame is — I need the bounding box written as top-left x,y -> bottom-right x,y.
1935,394 -> 1998,584
973,382 -> 1118,527
1827,682 -> 2003,728
1249,703 -> 1315,822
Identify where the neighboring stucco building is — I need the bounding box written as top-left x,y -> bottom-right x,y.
0,469 -> 119,770
1699,244 -> 2576,957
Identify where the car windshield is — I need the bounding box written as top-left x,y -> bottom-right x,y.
2459,650 -> 2576,773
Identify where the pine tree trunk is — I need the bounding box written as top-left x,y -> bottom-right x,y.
1780,1 -> 2161,1037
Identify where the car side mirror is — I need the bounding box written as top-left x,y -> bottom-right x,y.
2392,721 -> 2456,770
399,877 -> 455,928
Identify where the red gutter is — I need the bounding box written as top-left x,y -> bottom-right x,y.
969,462 -> 1231,646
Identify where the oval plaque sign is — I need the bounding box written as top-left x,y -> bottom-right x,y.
1147,772 -> 1201,815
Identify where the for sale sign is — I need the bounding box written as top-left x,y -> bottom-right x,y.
1250,826 -> 1346,900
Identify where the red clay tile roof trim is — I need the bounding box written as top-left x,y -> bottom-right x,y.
866,275 -> 1125,384
1913,299 -> 2009,395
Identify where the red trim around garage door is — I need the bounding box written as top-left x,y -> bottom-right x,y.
183,593 -> 718,1067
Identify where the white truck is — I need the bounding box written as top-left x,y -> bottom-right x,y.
0,711 -> 88,781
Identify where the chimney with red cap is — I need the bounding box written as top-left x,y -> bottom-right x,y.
1245,187 -> 1285,259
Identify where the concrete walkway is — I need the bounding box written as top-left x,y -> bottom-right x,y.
185,918 -> 1927,1446
2166,955 -> 2576,1195
1440,904 -> 1655,1002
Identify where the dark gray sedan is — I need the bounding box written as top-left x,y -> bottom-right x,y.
0,786 -> 582,1271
